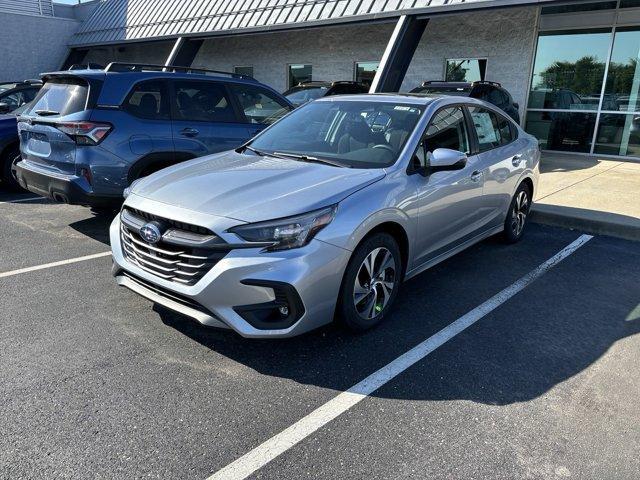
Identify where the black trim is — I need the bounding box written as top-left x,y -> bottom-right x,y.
234,279 -> 305,330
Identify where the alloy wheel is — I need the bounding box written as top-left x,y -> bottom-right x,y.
10,154 -> 20,183
353,247 -> 397,320
511,190 -> 529,237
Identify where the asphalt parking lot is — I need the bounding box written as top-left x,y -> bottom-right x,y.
1,191 -> 639,480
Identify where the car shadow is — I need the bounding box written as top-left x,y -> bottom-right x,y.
69,210 -> 117,246
157,229 -> 640,406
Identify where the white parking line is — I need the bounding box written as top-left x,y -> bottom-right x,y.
0,252 -> 112,279
207,234 -> 593,480
0,196 -> 44,204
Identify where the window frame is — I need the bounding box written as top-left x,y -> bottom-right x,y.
122,78 -> 171,121
169,79 -> 245,124
353,61 -> 380,86
444,58 -> 488,82
287,63 -> 313,89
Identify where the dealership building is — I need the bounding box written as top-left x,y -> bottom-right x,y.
3,0 -> 640,160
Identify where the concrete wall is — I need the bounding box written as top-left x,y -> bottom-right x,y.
403,6 -> 539,119
0,11 -> 79,81
193,23 -> 396,93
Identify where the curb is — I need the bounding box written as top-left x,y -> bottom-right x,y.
530,205 -> 640,242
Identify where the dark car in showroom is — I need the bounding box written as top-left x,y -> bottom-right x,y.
0,80 -> 42,114
283,81 -> 369,107
410,80 -> 521,123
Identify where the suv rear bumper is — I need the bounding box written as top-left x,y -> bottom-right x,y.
15,160 -> 121,207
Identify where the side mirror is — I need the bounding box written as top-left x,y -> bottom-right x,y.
0,103 -> 10,114
428,148 -> 467,173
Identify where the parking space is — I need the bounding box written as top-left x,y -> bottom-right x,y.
1,191 -> 639,479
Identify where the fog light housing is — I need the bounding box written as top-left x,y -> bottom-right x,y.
233,280 -> 305,330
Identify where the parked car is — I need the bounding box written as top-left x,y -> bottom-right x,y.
110,94 -> 539,338
0,102 -> 32,190
0,80 -> 42,114
410,81 -> 521,123
283,81 -> 369,107
15,63 -> 293,207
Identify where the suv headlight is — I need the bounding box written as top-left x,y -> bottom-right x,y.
229,205 -> 337,251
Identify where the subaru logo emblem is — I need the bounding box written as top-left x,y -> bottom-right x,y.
140,222 -> 162,244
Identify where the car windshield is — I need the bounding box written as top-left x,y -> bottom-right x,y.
0,83 -> 18,94
248,100 -> 424,169
411,86 -> 472,97
284,86 -> 329,104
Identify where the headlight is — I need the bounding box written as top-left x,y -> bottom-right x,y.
123,178 -> 142,199
229,205 -> 337,251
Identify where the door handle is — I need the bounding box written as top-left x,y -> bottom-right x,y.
180,128 -> 199,137
511,154 -> 523,166
471,171 -> 483,182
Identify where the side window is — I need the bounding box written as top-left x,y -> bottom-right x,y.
496,113 -> 516,146
124,80 -> 169,120
229,84 -> 291,125
1,91 -> 25,109
173,81 -> 237,123
424,106 -> 470,155
23,88 -> 39,103
469,106 -> 503,152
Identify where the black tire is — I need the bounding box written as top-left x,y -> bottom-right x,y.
1,145 -> 23,191
337,232 -> 402,332
503,182 -> 532,244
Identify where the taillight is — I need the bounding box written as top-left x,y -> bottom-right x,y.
56,121 -> 112,146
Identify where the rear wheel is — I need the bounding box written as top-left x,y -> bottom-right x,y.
1,146 -> 23,191
503,182 -> 531,244
338,233 -> 402,332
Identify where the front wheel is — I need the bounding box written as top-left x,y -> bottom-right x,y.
337,233 -> 402,332
503,183 -> 532,244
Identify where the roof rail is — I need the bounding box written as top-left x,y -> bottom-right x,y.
421,80 -> 468,86
472,80 -> 502,87
104,62 -> 254,80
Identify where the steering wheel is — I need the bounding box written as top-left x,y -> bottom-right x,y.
372,144 -> 396,154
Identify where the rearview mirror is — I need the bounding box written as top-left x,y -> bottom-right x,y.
428,148 -> 467,173
0,103 -> 10,114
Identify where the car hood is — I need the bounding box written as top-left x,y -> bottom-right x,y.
133,150 -> 386,223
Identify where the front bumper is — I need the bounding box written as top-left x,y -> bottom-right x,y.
15,160 -> 121,207
110,214 -> 352,338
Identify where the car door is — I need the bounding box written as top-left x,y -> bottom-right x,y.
227,83 -> 292,138
171,80 -> 250,157
412,105 -> 487,267
468,106 -> 526,227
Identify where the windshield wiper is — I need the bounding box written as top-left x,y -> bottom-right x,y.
242,145 -> 268,156
273,152 -> 347,168
35,109 -> 59,116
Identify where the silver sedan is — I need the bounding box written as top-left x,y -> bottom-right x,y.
110,94 -> 539,338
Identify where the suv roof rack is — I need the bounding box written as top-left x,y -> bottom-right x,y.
104,62 -> 255,80
421,80 -> 469,86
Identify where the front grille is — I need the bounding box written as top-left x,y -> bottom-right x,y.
127,207 -> 211,235
120,209 -> 228,286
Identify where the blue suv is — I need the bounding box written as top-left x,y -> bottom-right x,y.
15,63 -> 293,207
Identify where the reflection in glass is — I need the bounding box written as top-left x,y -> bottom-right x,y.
288,64 -> 312,89
594,113 -> 640,156
605,29 -> 640,112
355,62 -> 379,87
528,31 -> 611,110
445,59 -> 487,82
525,111 -> 597,153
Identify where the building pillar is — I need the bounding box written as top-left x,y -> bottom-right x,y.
164,37 -> 204,67
369,15 -> 429,93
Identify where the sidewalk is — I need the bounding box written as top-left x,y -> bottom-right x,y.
531,153 -> 640,241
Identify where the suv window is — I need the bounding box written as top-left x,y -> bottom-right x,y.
469,106 -> 515,151
124,80 -> 169,120
415,106 -> 470,168
173,81 -> 237,123
229,84 -> 291,125
27,79 -> 88,117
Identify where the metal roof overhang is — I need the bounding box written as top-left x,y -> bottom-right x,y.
69,0 -> 565,48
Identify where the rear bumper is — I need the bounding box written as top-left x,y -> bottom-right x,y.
15,160 -> 121,207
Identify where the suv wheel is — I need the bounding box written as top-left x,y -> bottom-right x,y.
503,182 -> 531,244
1,146 -> 22,191
338,233 -> 402,332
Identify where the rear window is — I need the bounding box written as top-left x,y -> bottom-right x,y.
27,78 -> 88,117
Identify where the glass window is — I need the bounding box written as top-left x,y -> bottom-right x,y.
288,64 -> 312,88
248,100 -> 423,169
620,0 -> 640,8
124,80 -> 169,120
525,111 -> 597,153
355,62 -> 379,88
283,86 -> 329,105
496,113 -> 516,145
594,113 -> 640,156
423,107 -> 470,154
0,91 -> 26,111
234,66 -> 254,77
173,81 -> 236,123
604,29 -> 640,113
528,30 -> 612,111
229,84 -> 290,125
541,2 -> 616,15
469,107 -> 503,152
445,59 -> 487,82
27,79 -> 89,117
